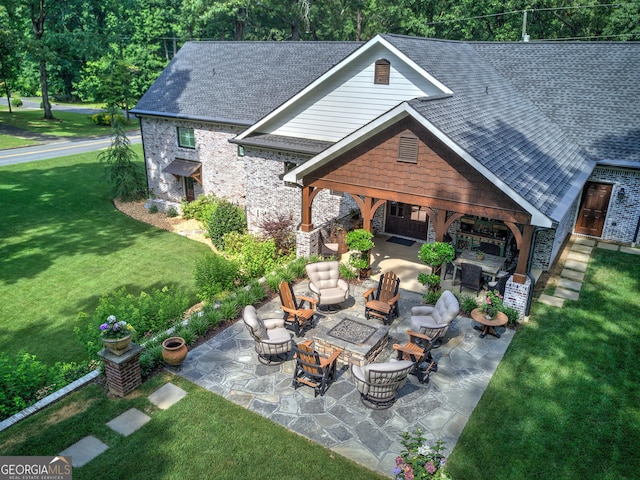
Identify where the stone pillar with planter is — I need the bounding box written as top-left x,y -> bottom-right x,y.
98,344 -> 144,397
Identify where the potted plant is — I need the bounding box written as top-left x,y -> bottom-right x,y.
418,272 -> 442,294
481,289 -> 504,319
346,228 -> 375,278
417,242 -> 456,290
476,249 -> 485,260
162,336 -> 188,366
100,315 -> 135,355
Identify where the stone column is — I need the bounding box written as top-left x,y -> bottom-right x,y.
98,344 -> 144,397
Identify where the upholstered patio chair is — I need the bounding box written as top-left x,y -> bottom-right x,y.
363,271 -> 401,325
305,260 -> 349,310
292,340 -> 342,397
278,281 -> 317,337
393,330 -> 440,384
459,263 -> 483,295
242,305 -> 293,365
410,289 -> 460,347
351,360 -> 415,409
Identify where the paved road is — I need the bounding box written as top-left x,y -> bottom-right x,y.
0,133 -> 142,166
1,98 -> 140,165
0,97 -> 105,115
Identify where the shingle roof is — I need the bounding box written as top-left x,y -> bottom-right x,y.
132,41 -> 361,125
382,35 -> 639,221
471,41 -> 640,163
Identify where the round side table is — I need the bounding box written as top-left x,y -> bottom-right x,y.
470,308 -> 508,338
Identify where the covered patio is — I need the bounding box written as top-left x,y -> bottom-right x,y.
174,279 -> 514,476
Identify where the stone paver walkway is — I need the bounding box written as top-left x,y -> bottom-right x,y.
171,282 -> 514,477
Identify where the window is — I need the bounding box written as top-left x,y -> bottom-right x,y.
398,134 -> 419,163
374,59 -> 390,85
177,127 -> 195,149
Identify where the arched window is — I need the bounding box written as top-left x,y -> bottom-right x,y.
374,59 -> 390,85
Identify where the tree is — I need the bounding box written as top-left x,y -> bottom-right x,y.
98,109 -> 146,201
25,0 -> 55,119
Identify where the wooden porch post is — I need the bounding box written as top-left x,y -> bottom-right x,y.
513,224 -> 535,284
300,186 -> 314,232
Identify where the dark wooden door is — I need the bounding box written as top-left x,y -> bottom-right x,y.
184,176 -> 195,202
575,182 -> 612,237
385,202 -> 428,239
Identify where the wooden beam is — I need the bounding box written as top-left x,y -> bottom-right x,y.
513,224 -> 535,284
300,186 -> 314,232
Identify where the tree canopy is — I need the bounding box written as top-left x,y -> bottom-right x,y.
4,0 -> 639,112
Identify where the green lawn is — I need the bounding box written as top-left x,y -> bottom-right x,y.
0,373 -> 386,480
0,147 -> 211,365
0,107 -> 139,146
0,133 -> 38,149
447,247 -> 640,479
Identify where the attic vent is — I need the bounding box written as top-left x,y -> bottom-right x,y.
398,134 -> 419,163
374,59 -> 390,85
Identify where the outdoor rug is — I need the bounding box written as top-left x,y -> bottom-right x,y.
386,236 -> 416,247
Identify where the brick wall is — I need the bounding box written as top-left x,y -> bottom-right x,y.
587,167 -> 640,244
141,117 -> 245,205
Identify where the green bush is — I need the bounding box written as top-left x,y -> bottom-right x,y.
148,204 -> 159,214
238,235 -> 277,280
205,200 -> 247,249
187,314 -> 210,337
502,306 -> 520,325
91,112 -> 126,126
339,262 -> 358,280
346,229 -> 375,270
10,98 -> 22,107
257,213 -> 296,256
167,206 -> 179,217
0,353 -> 91,421
194,252 -> 240,302
181,194 -> 218,222
74,286 -> 190,356
458,293 -> 479,314
423,290 -> 442,305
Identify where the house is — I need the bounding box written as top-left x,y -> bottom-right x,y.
131,34 -> 640,315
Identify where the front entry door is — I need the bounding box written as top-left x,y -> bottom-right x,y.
575,182 -> 612,237
385,202 -> 428,239
184,176 -> 195,202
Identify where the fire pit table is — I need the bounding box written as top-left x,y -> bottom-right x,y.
311,317 -> 389,367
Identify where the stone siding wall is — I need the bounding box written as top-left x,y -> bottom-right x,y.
243,147 -> 359,236
587,167 -> 640,244
141,117 -> 245,205
503,276 -> 531,319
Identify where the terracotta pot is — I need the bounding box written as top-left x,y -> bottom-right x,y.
102,335 -> 133,356
162,336 -> 188,366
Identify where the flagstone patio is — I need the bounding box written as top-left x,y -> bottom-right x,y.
172,279 -> 514,476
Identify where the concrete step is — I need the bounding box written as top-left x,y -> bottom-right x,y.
538,294 -> 565,308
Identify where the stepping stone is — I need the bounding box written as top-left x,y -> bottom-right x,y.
106,408 -> 151,436
554,287 -> 580,301
59,436 -> 108,468
557,278 -> 582,292
567,251 -> 590,263
573,237 -> 596,246
561,268 -> 585,282
148,382 -> 187,410
597,242 -> 619,251
538,294 -> 564,308
563,259 -> 587,272
571,244 -> 593,254
620,246 -> 640,255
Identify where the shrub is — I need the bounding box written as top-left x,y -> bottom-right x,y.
346,229 -> 375,270
181,194 -> 218,222
258,213 -> 296,256
194,252 -> 240,302
74,286 -> 190,356
91,112 -> 126,126
234,288 -> 254,308
287,257 -> 308,279
418,273 -> 442,292
423,290 -> 442,305
239,235 -> 277,280
246,280 -> 267,303
174,326 -> 196,345
218,299 -> 239,320
187,314 -> 210,337
418,242 -> 455,274
339,262 -> 358,280
205,200 -> 246,249
148,203 -> 159,214
0,353 -> 91,420
201,304 -> 225,327
167,206 -> 179,217
10,97 -> 22,107
502,306 -> 520,325
458,293 -> 479,314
